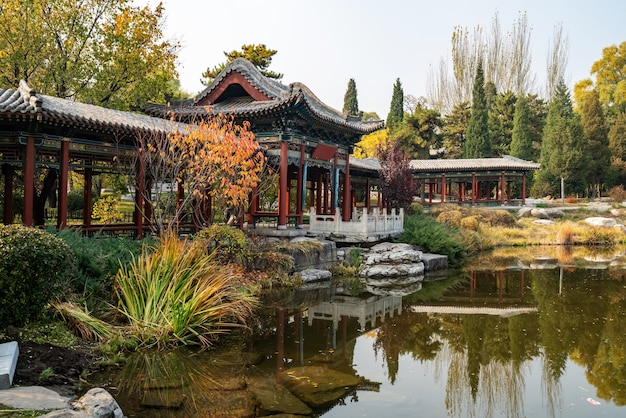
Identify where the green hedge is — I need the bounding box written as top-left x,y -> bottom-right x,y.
0,225 -> 75,326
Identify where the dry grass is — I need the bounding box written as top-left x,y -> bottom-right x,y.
429,204 -> 626,248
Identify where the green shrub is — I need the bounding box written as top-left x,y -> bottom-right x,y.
399,214 -> 470,267
0,225 -> 75,326
195,224 -> 250,262
53,228 -> 146,298
67,191 -> 85,212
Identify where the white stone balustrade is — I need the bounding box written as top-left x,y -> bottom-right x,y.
308,207 -> 404,242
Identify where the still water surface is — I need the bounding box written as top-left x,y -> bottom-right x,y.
91,246 -> 626,417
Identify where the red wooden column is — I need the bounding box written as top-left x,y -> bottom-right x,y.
23,136 -> 36,226
365,178 -> 371,210
134,159 -> 144,239
500,172 -> 506,205
323,174 -> 329,213
342,154 -> 351,222
83,168 -> 93,229
522,173 -> 527,205
2,165 -> 14,225
278,141 -> 288,229
471,173 -> 476,206
316,173 -> 323,214
296,145 -> 304,225
441,174 -> 446,203
57,139 -> 70,229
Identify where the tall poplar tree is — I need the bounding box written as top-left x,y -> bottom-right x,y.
464,61 -> 491,158
342,78 -> 359,116
387,78 -> 404,134
536,80 -> 586,202
510,95 -> 533,161
580,89 -> 610,197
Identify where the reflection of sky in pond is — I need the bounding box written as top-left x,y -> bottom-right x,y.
323,336 -> 621,418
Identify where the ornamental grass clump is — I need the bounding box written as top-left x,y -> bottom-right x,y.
114,232 -> 257,347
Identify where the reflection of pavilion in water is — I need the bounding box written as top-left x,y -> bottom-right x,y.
427,269 -> 538,314
306,294 -> 403,331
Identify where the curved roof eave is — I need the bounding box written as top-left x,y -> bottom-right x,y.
193,58 -> 288,105
0,80 -> 186,135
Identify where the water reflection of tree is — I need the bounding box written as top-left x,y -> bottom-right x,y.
372,312 -> 443,383
441,314 -> 539,418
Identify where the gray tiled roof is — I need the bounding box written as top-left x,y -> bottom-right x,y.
147,58 -> 385,135
351,155 -> 539,174
351,157 -> 382,171
0,80 -> 184,134
409,156 -> 540,172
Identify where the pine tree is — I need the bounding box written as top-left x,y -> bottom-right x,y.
489,91 -> 517,156
580,89 -> 610,197
386,78 -> 404,134
464,61 -> 491,158
342,78 -> 359,116
510,95 -> 533,161
536,79 -> 586,202
609,112 -> 626,184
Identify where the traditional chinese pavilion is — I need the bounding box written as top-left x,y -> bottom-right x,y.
145,58 -> 387,233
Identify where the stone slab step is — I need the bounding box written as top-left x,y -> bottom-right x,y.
421,253 -> 449,271
0,341 -> 18,389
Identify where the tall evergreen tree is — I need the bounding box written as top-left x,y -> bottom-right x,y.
580,89 -> 610,197
387,78 -> 404,134
526,94 -> 548,161
510,95 -> 533,161
442,101 -> 471,159
489,91 -> 517,156
464,61 -> 491,158
342,78 -> 359,116
536,79 -> 586,202
609,111 -> 626,185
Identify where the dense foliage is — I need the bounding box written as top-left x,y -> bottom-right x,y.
0,225 -> 74,326
399,214 -> 470,267
0,0 -> 179,110
53,229 -> 146,300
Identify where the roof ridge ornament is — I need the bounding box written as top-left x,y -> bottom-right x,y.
17,80 -> 42,112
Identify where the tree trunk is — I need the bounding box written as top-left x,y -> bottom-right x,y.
560,176 -> 565,205
33,169 -> 58,226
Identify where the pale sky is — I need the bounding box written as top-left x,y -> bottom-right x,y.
144,0 -> 625,118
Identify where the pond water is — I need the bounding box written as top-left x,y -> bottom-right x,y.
89,246 -> 626,418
